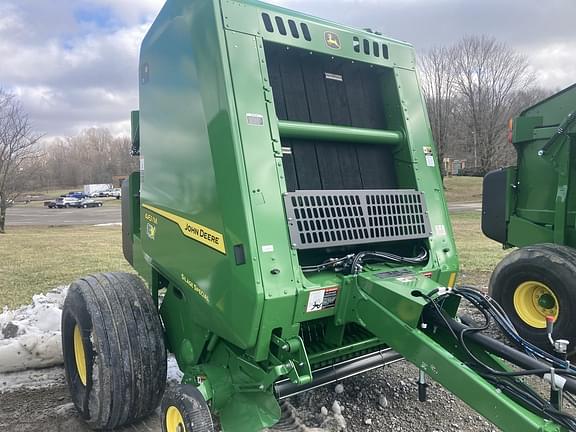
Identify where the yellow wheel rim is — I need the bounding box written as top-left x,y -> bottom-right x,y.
513,281 -> 559,328
166,406 -> 187,432
73,324 -> 88,386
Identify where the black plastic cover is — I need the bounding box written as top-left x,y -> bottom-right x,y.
121,178 -> 133,265
481,168 -> 509,244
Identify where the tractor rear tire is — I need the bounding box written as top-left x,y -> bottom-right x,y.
161,384 -> 214,432
489,244 -> 576,354
62,272 -> 167,429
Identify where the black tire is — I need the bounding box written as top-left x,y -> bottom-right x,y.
98,203 -> 102,207
82,204 -> 88,208
62,272 -> 167,429
489,244 -> 576,353
161,384 -> 214,432
65,203 -> 70,208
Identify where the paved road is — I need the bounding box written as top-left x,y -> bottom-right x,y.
6,201 -> 482,227
448,202 -> 482,212
6,204 -> 121,227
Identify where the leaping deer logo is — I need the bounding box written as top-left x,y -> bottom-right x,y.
325,31 -> 341,50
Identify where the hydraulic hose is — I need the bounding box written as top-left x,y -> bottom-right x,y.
428,311 -> 576,395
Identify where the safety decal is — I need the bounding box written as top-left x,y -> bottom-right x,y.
423,146 -> 435,167
306,287 -> 339,312
143,204 -> 226,254
435,224 -> 446,236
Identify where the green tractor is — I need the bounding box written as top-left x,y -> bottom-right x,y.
483,83 -> 576,354
61,1 -> 576,431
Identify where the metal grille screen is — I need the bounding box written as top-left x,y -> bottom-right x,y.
284,189 -> 431,249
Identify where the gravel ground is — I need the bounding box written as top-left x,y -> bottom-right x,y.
1,297 -> 573,432
285,362 -> 496,432
0,361 -> 496,432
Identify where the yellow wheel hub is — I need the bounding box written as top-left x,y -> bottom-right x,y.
513,281 -> 559,328
166,406 -> 187,432
73,324 -> 88,386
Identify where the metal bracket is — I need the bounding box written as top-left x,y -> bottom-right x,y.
271,335 -> 312,385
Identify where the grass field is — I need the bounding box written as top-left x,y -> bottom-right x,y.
443,176 -> 483,203
0,212 -> 506,309
451,212 -> 508,288
0,225 -> 132,308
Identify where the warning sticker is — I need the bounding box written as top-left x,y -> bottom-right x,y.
306,287 -> 338,312
423,146 -> 435,167
435,224 -> 447,236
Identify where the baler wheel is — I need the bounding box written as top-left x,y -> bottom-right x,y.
161,384 -> 214,432
61,272 -> 167,429
489,244 -> 576,354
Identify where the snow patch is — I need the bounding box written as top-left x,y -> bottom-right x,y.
0,287 -> 67,373
0,286 -> 184,392
167,355 -> 184,384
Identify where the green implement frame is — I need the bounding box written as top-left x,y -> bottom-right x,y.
483,84 -> 576,248
119,0 -> 573,430
483,84 -> 576,355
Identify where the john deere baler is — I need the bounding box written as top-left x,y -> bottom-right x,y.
60,1 -> 576,431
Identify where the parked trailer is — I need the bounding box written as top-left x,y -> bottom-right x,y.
483,83 -> 576,353
61,1 -> 576,431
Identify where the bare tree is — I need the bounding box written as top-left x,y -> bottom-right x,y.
452,36 -> 534,173
419,46 -> 456,178
0,90 -> 42,233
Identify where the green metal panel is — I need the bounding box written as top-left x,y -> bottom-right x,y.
221,0 -> 415,70
139,0 -> 265,350
507,83 -> 576,247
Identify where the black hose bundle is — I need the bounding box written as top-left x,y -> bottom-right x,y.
423,286 -> 576,430
301,248 -> 428,274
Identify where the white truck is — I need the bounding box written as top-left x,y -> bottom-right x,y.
83,184 -> 113,197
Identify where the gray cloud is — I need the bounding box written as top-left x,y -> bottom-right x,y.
271,0 -> 576,89
0,0 -> 574,139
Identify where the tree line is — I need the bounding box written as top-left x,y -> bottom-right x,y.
0,88 -> 137,232
31,128 -> 137,189
419,35 -> 551,176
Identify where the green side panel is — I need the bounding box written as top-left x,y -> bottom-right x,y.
394,67 -> 459,276
507,82 -> 576,247
138,0 -> 264,350
521,83 -> 576,124
223,29 -> 300,360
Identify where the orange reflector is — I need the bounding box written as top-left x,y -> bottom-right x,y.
508,118 -> 513,144
447,272 -> 457,288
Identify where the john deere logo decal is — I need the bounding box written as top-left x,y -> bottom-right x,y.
324,31 -> 341,50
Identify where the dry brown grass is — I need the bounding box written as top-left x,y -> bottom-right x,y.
444,176 -> 483,203
0,225 -> 132,308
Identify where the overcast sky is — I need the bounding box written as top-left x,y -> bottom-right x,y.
0,0 -> 574,139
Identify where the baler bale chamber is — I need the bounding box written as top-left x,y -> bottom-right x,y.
59,1 -> 576,431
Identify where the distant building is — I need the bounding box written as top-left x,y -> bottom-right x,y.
443,158 -> 467,176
